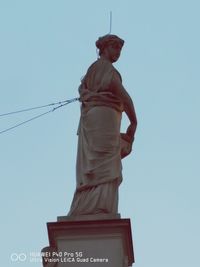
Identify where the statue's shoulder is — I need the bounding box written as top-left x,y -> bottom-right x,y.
87,58 -> 113,72
83,59 -> 114,81
113,68 -> 122,82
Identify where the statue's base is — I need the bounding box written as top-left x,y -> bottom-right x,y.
42,218 -> 135,267
57,213 -> 121,221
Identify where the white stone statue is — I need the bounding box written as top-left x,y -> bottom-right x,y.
67,34 -> 137,218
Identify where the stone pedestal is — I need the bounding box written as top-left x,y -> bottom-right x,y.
42,219 -> 134,267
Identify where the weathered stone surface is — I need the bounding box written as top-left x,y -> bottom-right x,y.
42,218 -> 134,267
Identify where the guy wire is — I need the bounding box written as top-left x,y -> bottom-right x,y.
0,97 -> 79,135
0,97 -> 79,117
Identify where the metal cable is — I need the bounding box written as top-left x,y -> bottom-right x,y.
0,97 -> 79,135
0,97 -> 79,117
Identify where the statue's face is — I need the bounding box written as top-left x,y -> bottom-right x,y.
104,42 -> 122,63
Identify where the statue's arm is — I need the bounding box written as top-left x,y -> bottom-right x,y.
110,72 -> 137,142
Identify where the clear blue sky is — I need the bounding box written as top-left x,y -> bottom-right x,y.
0,1 -> 200,267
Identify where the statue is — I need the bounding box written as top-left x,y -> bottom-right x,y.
67,34 -> 137,218
42,34 -> 137,267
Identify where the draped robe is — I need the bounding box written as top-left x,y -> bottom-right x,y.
68,58 -> 128,216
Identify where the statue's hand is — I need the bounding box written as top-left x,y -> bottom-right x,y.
126,124 -> 136,143
120,133 -> 132,159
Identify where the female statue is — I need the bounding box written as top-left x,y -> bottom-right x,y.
68,34 -> 137,217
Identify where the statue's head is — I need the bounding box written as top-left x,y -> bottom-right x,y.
96,34 -> 124,62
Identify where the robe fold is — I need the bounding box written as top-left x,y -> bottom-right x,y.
68,58 -> 126,216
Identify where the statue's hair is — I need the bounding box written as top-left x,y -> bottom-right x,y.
96,34 -> 124,55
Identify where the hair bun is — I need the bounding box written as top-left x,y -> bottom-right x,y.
95,34 -> 124,52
